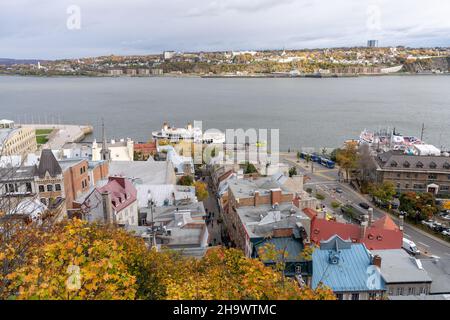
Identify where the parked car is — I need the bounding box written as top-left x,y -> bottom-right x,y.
442,230 -> 450,237
335,188 -> 343,194
402,238 -> 420,256
441,214 -> 450,221
433,223 -> 445,232
421,219 -> 435,228
359,202 -> 370,210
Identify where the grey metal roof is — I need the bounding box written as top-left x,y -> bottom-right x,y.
37,149 -> 62,178
109,161 -> 176,185
0,165 -> 36,181
254,237 -> 304,262
376,151 -> 450,172
420,258 -> 450,294
371,249 -> 432,284
236,202 -> 310,239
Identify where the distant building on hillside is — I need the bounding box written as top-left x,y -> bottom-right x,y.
368,40 -> 379,48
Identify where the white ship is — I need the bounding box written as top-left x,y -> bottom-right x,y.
152,122 -> 225,144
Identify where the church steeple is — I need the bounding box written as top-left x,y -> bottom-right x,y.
100,118 -> 111,161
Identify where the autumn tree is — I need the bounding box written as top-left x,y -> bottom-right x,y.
177,175 -> 194,186
399,192 -> 438,222
369,181 -> 396,204
2,219 -> 336,300
194,181 -> 209,201
336,141 -> 359,182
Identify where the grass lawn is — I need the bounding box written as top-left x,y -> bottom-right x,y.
36,136 -> 49,144
35,129 -> 53,135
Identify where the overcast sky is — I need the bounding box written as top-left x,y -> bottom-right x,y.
1,0 -> 449,59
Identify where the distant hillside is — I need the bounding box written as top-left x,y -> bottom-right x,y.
403,56 -> 450,73
0,58 -> 46,65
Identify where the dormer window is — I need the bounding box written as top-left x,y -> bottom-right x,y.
390,161 -> 398,168
429,162 -> 437,169
416,161 -> 423,168
112,200 -> 116,207
444,162 -> 450,170
403,161 -> 410,168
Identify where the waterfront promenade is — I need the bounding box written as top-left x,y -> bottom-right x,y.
19,123 -> 93,149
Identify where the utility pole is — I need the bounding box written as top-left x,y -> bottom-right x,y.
420,123 -> 425,141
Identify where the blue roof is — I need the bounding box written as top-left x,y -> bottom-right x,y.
312,236 -> 385,292
254,237 -> 304,262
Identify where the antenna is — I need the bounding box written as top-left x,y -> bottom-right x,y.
420,123 -> 425,141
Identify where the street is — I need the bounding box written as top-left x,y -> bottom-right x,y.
280,152 -> 450,258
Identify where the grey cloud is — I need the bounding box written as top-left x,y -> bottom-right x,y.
0,0 -> 448,59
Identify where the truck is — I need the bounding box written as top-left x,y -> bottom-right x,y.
402,238 -> 420,256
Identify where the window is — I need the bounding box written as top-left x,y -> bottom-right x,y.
351,293 -> 359,300
396,173 -> 401,178
80,168 -> 83,175
40,198 -> 47,205
335,293 -> 343,300
428,174 -> 437,180
403,161 -> 410,168
368,292 -> 378,300
390,161 -> 398,167
25,182 -> 32,193
416,162 -> 423,168
47,184 -> 53,192
443,162 -> 450,169
405,184 -> 409,189
39,185 -> 45,192
441,186 -> 450,191
55,184 -> 61,191
397,287 -> 404,296
429,162 -> 437,169
408,287 -> 415,295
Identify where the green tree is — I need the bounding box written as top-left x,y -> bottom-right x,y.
244,162 -> 257,174
369,181 -> 396,204
288,167 -> 298,177
178,175 -> 194,186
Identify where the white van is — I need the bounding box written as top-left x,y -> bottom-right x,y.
402,238 -> 420,256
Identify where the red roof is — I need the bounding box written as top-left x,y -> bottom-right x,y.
304,208 -> 403,250
98,176 -> 137,212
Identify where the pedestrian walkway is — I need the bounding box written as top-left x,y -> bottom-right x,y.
203,176 -> 223,246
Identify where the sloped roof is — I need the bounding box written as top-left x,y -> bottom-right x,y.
305,209 -> 403,250
371,215 -> 398,231
371,249 -> 432,284
312,235 -> 385,292
98,176 -> 137,212
37,149 -> 62,178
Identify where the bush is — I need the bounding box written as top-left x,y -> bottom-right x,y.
331,201 -> 341,209
315,193 -> 325,200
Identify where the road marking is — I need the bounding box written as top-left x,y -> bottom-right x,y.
418,242 -> 430,248
403,233 -> 411,238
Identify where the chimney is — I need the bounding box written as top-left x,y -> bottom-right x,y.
372,255 -> 382,268
399,214 -> 404,231
254,190 -> 260,206
360,214 -> 369,239
101,191 -> 114,224
368,207 -> 374,226
270,189 -> 282,206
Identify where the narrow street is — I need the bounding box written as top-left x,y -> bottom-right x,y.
202,176 -> 224,246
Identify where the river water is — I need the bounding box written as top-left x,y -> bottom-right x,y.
1,75 -> 449,151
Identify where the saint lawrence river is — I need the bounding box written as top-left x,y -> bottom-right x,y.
1,75 -> 450,150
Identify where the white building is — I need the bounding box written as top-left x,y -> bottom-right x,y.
91,138 -> 134,161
